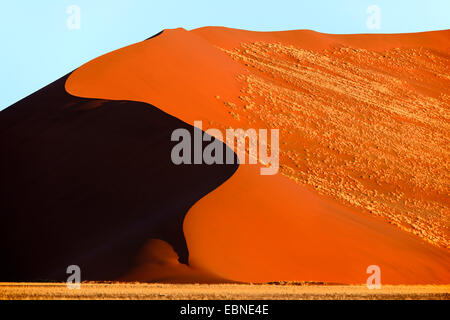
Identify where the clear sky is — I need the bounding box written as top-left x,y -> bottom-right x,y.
1,0 -> 449,110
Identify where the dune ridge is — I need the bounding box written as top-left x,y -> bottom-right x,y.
65,27 -> 450,284
0,72 -> 237,282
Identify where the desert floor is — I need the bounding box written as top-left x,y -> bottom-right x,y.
0,283 -> 449,300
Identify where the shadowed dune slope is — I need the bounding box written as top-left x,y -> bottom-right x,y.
66,27 -> 450,284
0,73 -> 237,282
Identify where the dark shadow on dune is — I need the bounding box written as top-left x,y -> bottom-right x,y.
0,73 -> 238,281
145,30 -> 164,41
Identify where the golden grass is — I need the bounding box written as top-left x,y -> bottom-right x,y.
0,282 -> 449,300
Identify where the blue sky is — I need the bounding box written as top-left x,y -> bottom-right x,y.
1,0 -> 449,110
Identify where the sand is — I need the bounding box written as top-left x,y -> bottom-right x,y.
2,27 -> 449,286
65,27 -> 450,284
0,74 -> 237,282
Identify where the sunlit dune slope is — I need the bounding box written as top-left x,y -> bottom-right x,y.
64,27 -> 449,284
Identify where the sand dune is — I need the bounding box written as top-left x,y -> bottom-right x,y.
0,73 -> 236,282
1,27 -> 449,284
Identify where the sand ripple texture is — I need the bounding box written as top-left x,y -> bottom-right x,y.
222,42 -> 450,248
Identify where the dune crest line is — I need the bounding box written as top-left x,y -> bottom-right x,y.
64,27 -> 449,284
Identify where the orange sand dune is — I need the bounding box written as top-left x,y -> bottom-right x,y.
186,164 -> 449,284
1,72 -> 239,282
66,27 -> 450,284
118,239 -> 231,283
